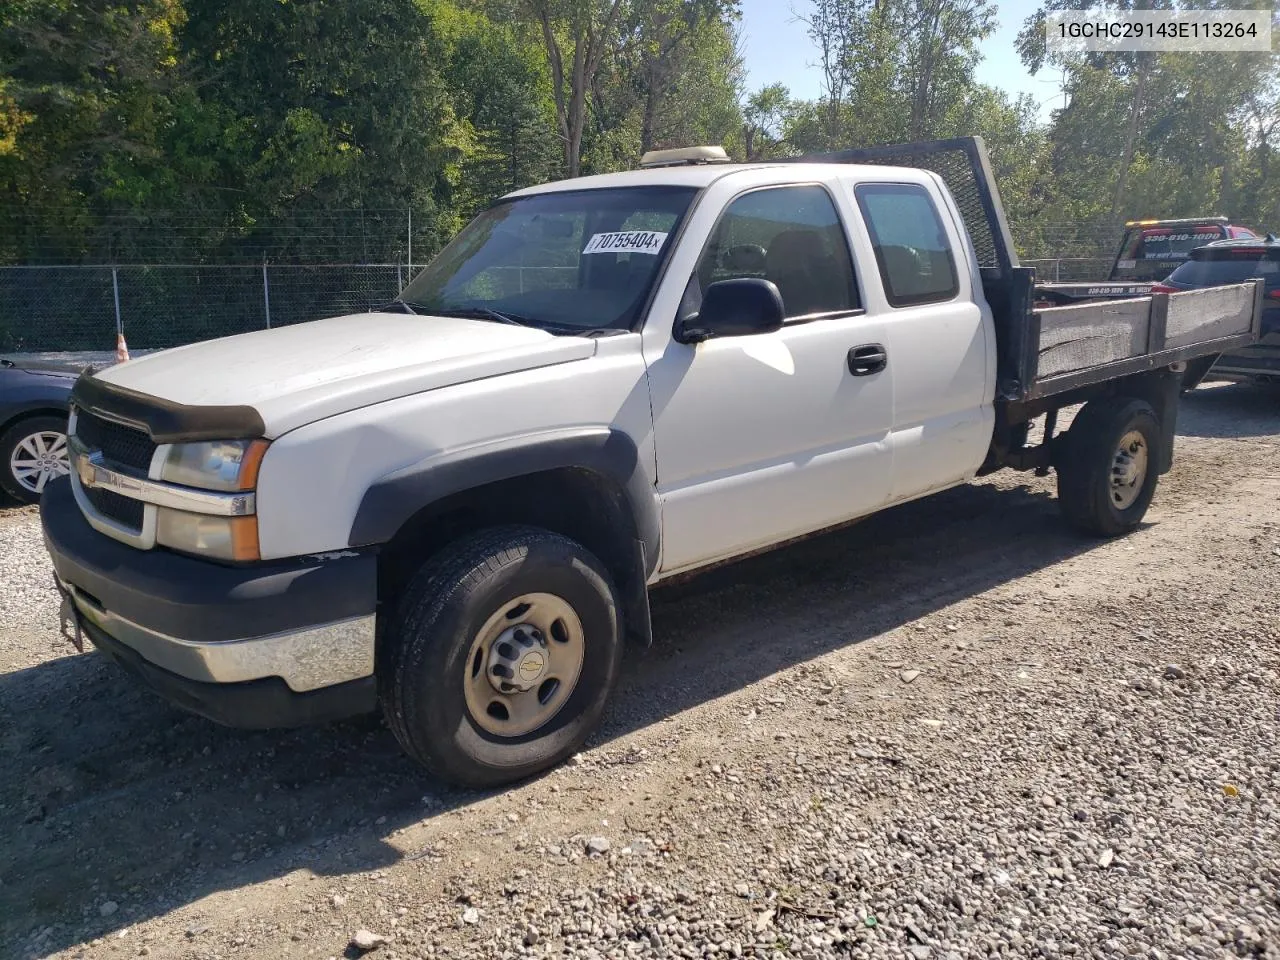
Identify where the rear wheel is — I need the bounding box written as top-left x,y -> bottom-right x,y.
1056,398 -> 1160,537
0,415 -> 70,504
379,526 -> 622,788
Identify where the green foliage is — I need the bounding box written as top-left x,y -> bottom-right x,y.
2,0 -> 1275,273
1012,0 -> 1280,251
0,0 -> 748,263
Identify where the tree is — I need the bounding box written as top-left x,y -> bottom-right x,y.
623,0 -> 738,153
644,14 -> 744,153
796,0 -> 995,149
742,83 -> 792,159
899,0 -> 996,139
523,0 -> 629,177
430,0 -> 562,211
796,0 -> 856,143
0,0 -> 188,260
1016,0 -> 1279,238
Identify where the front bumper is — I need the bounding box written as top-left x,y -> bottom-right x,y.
41,477 -> 378,728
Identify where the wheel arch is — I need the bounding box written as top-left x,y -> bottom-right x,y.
0,404 -> 70,438
352,428 -> 659,645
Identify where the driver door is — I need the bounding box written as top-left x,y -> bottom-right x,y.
643,180 -> 895,576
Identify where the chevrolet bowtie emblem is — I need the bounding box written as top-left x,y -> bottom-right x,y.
76,451 -> 104,488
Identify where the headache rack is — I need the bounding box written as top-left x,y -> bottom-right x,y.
791,136 -> 1263,404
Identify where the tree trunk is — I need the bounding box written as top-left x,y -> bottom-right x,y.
1218,141 -> 1233,214
909,0 -> 943,140
641,81 -> 659,154
537,9 -> 571,176
566,20 -> 587,178
1111,58 -> 1149,217
530,0 -> 625,178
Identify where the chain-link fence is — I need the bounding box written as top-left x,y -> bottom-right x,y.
0,264 -> 416,353
1,257 -> 1124,355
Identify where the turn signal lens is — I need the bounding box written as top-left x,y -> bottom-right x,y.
156,509 -> 261,562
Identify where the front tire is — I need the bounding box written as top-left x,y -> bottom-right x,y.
1,415 -> 70,504
1056,398 -> 1160,537
380,526 -> 622,788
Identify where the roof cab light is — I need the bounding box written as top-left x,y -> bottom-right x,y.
638,145 -> 730,169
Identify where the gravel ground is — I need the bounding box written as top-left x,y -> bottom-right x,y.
1,380 -> 1278,960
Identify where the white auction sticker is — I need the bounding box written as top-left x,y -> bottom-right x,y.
582,231 -> 669,255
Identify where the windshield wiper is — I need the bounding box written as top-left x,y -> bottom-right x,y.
376,301 -> 603,335
432,306 -> 540,328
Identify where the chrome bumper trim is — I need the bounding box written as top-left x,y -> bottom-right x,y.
69,436 -> 255,517
59,576 -> 374,693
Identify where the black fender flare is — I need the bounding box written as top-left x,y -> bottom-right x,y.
346,427 -> 661,579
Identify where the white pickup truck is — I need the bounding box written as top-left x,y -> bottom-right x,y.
42,138 -> 1263,787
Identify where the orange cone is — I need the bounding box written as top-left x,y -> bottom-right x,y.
116,332 -> 130,363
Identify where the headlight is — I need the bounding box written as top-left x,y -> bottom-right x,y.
159,440 -> 268,491
155,439 -> 268,561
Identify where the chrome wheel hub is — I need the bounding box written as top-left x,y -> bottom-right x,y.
487,624 -> 550,693
10,430 -> 70,495
463,592 -> 585,738
1110,429 -> 1148,510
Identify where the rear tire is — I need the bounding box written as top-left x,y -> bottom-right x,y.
379,526 -> 622,788
1056,398 -> 1160,537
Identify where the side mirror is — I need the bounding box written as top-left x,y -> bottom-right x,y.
676,278 -> 785,344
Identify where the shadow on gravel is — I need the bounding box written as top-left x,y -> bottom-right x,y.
1179,380 -> 1280,439
2,477 -> 1105,955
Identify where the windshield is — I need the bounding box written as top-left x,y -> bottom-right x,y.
399,186 -> 698,332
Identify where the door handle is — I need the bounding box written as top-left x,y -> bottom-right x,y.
847,343 -> 887,376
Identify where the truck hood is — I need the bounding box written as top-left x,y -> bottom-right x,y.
92,313 -> 597,437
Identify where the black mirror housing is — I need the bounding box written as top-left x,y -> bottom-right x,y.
677,278 -> 785,343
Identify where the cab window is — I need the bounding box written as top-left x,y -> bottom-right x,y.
855,183 -> 959,307
693,185 -> 860,319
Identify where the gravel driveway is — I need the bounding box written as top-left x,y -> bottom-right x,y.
2,382 -> 1278,960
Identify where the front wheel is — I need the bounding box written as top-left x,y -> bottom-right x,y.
379,526 -> 622,788
1056,398 -> 1160,537
1,415 -> 71,504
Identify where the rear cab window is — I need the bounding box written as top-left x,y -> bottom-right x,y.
854,183 -> 959,307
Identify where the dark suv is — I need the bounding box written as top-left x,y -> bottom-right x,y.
1110,218 -> 1257,283
1156,238 -> 1280,385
